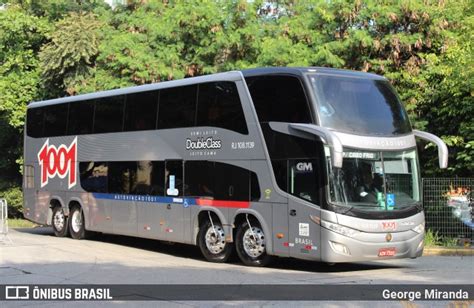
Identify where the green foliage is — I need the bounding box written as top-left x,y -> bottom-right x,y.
2,186 -> 23,218
39,12 -> 103,96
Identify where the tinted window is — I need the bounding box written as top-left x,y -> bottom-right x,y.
108,162 -> 136,194
185,161 -> 260,201
196,82 -> 248,134
79,162 -> 108,193
134,160 -> 164,195
94,96 -> 125,133
165,160 -> 183,197
214,162 -> 250,201
43,104 -> 68,137
158,85 -> 197,129
262,123 -> 321,159
246,76 -> 312,123
310,75 -> 412,136
124,91 -> 159,131
27,107 -> 44,138
250,172 -> 261,201
262,123 -> 323,205
68,100 -> 95,135
288,159 -> 320,203
185,161 -> 214,198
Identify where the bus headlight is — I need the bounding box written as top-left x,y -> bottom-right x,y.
412,222 -> 425,234
321,220 -> 360,238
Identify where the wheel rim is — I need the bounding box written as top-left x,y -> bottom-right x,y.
71,210 -> 82,233
204,225 -> 226,254
243,226 -> 265,258
53,209 -> 65,231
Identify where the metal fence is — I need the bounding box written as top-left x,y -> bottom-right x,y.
422,178 -> 473,246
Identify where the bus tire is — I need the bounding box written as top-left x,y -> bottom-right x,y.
198,219 -> 233,263
52,206 -> 69,237
68,206 -> 90,240
236,219 -> 271,267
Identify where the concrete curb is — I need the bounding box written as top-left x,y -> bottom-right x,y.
423,246 -> 473,256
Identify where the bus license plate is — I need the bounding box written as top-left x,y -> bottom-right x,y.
378,247 -> 396,257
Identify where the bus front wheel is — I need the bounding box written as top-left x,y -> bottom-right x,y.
236,219 -> 271,267
69,206 -> 90,240
52,206 -> 69,237
198,219 -> 233,263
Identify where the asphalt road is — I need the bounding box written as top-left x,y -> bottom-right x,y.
1,227 -> 473,307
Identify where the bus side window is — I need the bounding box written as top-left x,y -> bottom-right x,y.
79,162 -> 108,193
196,82 -> 248,134
68,100 -> 95,135
43,104 -> 68,137
108,162 -> 136,194
124,91 -> 159,131
245,75 -> 312,124
158,85 -> 197,129
94,96 -> 125,134
27,107 -> 44,138
213,162 -> 250,201
185,161 -> 214,198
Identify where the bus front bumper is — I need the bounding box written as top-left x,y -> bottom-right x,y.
320,227 -> 424,263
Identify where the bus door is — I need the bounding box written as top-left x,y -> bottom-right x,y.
163,160 -> 184,242
287,159 -> 321,258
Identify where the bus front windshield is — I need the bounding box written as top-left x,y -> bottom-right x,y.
326,147 -> 420,211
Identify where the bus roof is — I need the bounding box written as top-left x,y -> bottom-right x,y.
241,66 -> 386,80
28,67 -> 385,108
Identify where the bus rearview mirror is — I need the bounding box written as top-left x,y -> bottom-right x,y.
289,123 -> 344,168
413,130 -> 449,169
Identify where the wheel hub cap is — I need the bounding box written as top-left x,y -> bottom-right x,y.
243,227 -> 265,258
71,210 -> 82,233
205,225 -> 226,254
53,210 -> 65,231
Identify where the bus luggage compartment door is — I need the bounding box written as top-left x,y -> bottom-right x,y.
288,198 -> 321,259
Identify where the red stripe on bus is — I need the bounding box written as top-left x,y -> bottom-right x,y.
195,199 -> 250,208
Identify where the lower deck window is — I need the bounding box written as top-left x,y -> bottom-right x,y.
79,160 -> 260,201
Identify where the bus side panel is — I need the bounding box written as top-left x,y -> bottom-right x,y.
137,200 -> 166,240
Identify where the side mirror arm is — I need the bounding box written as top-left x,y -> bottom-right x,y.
289,123 -> 343,168
413,130 -> 448,169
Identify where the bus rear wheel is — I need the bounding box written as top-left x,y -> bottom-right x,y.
69,206 -> 90,240
198,219 -> 233,263
52,206 -> 69,237
236,219 -> 271,267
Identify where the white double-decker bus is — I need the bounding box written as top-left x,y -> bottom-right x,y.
23,67 -> 448,265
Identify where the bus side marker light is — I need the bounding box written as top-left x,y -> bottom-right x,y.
309,215 -> 320,225
276,233 -> 285,239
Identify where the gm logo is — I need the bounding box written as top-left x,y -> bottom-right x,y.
296,162 -> 313,172
5,286 -> 29,299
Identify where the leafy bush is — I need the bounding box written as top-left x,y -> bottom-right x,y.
1,186 -> 23,218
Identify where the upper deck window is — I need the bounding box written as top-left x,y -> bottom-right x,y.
158,85 -> 197,129
245,75 -> 312,124
124,91 -> 159,131
67,100 -> 95,135
26,81 -> 247,137
197,82 -> 248,134
93,95 -> 125,134
309,75 -> 411,136
43,104 -> 68,137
